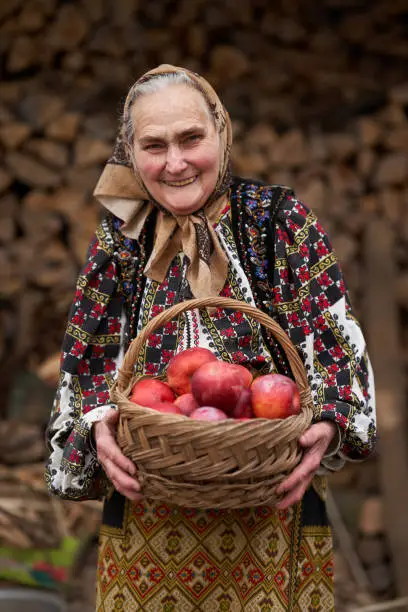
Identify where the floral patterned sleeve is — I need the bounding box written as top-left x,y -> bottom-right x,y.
45,219 -> 124,500
273,196 -> 376,468
45,372 -> 116,501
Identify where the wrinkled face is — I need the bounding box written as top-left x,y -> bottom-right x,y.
130,84 -> 221,215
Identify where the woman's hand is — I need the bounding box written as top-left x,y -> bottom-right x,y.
275,421 -> 337,510
93,409 -> 143,502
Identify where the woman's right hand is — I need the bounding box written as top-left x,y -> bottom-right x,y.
93,409 -> 143,502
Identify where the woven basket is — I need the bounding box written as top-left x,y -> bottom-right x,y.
112,296 -> 314,509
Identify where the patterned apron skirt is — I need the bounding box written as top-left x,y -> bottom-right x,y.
96,478 -> 334,611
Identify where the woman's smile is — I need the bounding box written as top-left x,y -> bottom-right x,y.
162,175 -> 198,187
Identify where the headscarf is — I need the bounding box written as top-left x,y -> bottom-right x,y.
93,64 -> 233,299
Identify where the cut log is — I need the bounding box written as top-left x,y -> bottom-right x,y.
7,35 -> 38,72
384,127 -> 408,153
62,51 -> 86,73
25,138 -> 69,168
35,351 -> 61,387
74,136 -> 112,167
0,121 -> 31,148
80,0 -> 105,23
375,153 -> 408,187
326,132 -> 358,160
17,1 -> 50,32
378,189 -> 403,225
28,240 -> 77,288
5,151 -> 62,187
45,4 -> 88,50
0,194 -> 17,243
270,130 -> 308,167
0,0 -> 24,21
0,250 -> 22,297
69,204 -> 101,262
331,233 -> 358,266
19,208 -> 62,244
357,149 -> 376,178
111,0 -> 136,27
19,93 -> 65,130
83,112 -> 116,140
0,168 -> 13,194
209,45 -> 250,83
356,117 -> 383,147
296,178 -> 326,215
328,164 -> 363,195
88,24 -> 125,58
231,142 -> 269,177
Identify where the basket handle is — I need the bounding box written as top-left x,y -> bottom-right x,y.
117,296 -> 310,395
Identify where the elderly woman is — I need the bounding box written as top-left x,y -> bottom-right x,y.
46,65 -> 376,610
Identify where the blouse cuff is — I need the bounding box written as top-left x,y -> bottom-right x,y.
320,422 -> 346,472
323,422 -> 344,458
81,404 -> 117,456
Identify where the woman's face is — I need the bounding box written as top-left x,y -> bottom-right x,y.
130,84 -> 221,215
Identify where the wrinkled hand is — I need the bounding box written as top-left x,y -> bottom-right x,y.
93,409 -> 142,502
276,421 -> 337,510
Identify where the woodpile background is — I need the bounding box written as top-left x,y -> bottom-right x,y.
1,0 -> 408,606
0,421 -> 102,550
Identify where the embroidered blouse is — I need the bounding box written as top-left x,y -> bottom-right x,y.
45,180 -> 376,501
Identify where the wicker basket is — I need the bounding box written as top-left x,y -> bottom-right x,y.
111,296 -> 314,509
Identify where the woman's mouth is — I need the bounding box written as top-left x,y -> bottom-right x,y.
162,176 -> 198,187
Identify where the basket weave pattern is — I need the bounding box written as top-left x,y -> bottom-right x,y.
112,297 -> 314,509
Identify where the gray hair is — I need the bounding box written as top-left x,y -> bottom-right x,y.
123,72 -> 214,160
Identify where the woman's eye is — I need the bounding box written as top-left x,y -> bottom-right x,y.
185,134 -> 201,144
145,143 -> 164,151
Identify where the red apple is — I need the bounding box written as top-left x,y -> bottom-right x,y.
150,401 -> 183,414
166,347 -> 218,395
130,378 -> 175,408
190,406 -> 228,421
251,373 -> 301,419
231,388 -> 254,419
174,393 -> 199,416
191,361 -> 246,416
229,364 -> 253,387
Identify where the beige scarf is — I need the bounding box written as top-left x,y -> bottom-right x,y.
93,64 -> 233,299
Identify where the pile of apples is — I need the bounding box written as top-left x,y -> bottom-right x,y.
129,347 -> 301,421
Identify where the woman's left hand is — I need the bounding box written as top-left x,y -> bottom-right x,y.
275,421 -> 337,510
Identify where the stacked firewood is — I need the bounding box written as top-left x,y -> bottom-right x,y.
0,420 -> 102,550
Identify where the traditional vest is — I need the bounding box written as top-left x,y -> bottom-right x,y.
61,178 -> 296,381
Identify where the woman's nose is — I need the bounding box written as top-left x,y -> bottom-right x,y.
166,146 -> 188,174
